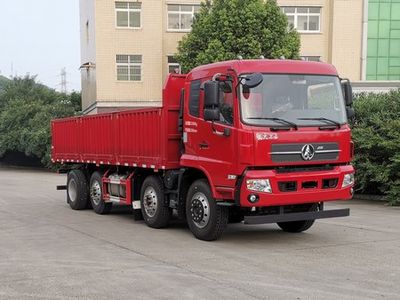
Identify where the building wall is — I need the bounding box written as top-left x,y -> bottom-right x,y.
367,0 -> 400,80
162,0 -> 201,79
279,0 -> 330,62
330,0 -> 363,81
80,0 -> 366,114
95,0 -> 164,108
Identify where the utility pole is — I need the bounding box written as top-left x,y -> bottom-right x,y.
61,67 -> 67,93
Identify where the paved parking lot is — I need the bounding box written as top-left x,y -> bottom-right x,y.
0,167 -> 399,299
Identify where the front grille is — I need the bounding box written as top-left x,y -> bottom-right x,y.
277,177 -> 339,193
278,181 -> 297,192
276,165 -> 334,174
302,181 -> 318,189
271,143 -> 340,163
322,178 -> 338,189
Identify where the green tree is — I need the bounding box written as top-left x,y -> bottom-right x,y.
0,76 -> 80,167
0,75 -> 10,93
176,0 -> 300,73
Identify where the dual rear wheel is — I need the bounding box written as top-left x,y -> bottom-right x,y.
67,170 -> 112,214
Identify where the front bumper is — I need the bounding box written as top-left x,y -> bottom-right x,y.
239,165 -> 354,207
244,207 -> 350,224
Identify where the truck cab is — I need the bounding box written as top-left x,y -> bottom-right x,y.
180,59 -> 354,225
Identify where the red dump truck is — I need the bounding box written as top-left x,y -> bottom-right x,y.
52,59 -> 355,241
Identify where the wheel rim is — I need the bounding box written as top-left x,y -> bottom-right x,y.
68,178 -> 78,203
90,180 -> 102,206
190,192 -> 210,229
143,186 -> 158,217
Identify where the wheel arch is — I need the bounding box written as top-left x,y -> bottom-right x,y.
180,167 -> 218,200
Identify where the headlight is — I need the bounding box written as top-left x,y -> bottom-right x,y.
246,179 -> 272,193
342,173 -> 355,188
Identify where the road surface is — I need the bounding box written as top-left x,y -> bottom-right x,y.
0,167 -> 399,299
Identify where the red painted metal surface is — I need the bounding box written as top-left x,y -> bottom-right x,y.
52,74 -> 185,170
240,165 -> 355,207
180,60 -> 354,201
187,59 -> 339,81
102,171 -> 134,205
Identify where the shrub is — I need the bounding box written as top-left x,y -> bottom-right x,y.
352,89 -> 400,205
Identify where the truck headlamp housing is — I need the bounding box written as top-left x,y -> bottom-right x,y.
246,179 -> 272,193
342,173 -> 355,188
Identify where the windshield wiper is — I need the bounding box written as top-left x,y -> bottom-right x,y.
247,117 -> 298,130
297,117 -> 341,128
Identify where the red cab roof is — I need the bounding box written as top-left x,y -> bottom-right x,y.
188,59 -> 339,80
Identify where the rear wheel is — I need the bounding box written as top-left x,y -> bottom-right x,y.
67,170 -> 89,210
90,171 -> 112,215
140,175 -> 171,228
277,204 -> 317,233
186,179 -> 229,241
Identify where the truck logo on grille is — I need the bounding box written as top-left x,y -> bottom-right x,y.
301,144 -> 315,161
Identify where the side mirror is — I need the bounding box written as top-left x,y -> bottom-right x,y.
242,72 -> 263,89
346,107 -> 355,120
342,80 -> 353,106
204,81 -> 220,108
204,108 -> 220,121
219,81 -> 232,93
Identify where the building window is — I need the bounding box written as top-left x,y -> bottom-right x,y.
301,56 -> 321,62
116,55 -> 142,81
168,4 -> 201,31
168,56 -> 181,73
281,7 -> 321,32
115,2 -> 141,28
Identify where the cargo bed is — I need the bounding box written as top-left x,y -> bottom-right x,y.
51,74 -> 185,170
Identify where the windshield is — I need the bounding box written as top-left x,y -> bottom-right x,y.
240,74 -> 347,127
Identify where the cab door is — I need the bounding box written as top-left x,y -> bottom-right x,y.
184,74 -> 238,190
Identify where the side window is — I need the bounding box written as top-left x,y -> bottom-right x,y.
189,80 -> 201,117
218,82 -> 234,125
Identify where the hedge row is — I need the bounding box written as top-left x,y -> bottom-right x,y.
352,89 -> 400,205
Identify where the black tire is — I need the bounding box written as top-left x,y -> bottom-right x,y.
140,175 -> 171,228
67,170 -> 89,210
89,171 -> 112,215
186,179 -> 229,241
133,209 -> 143,221
277,204 -> 317,233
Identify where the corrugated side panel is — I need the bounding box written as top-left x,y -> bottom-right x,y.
51,118 -> 80,162
52,74 -> 186,169
80,114 -> 115,164
117,109 -> 163,167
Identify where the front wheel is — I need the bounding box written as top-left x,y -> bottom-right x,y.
186,179 -> 228,241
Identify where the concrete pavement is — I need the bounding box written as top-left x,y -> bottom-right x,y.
0,167 -> 399,299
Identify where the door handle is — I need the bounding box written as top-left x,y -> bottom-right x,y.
199,142 -> 209,149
